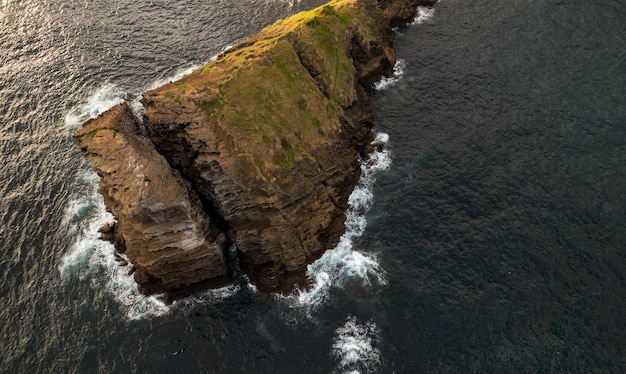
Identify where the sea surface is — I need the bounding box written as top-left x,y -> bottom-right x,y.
1,0 -> 624,372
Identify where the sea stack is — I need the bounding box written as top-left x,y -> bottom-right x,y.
73,0 -> 436,295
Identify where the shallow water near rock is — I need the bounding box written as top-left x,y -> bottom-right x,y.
1,0 -> 624,372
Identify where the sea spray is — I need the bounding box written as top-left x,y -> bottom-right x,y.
145,64 -> 199,92
282,132 -> 391,313
332,316 -> 382,374
374,59 -> 406,91
64,84 -> 126,131
59,168 -> 172,319
412,5 -> 436,25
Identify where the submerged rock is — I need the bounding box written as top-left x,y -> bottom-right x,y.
73,0 -> 436,295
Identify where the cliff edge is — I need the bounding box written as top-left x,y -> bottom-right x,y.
73,0 -> 436,295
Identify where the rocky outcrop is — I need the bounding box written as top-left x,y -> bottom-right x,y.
74,104 -> 230,294
377,0 -> 437,27
74,0 -> 435,295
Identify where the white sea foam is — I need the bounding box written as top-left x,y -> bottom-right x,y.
374,59 -> 406,91
144,64 -> 199,92
332,316 -> 382,374
127,99 -> 146,125
56,71 -> 186,319
59,170 -> 171,320
282,133 -> 391,313
64,84 -> 127,131
209,44 -> 234,62
170,283 -> 241,316
412,5 -> 435,25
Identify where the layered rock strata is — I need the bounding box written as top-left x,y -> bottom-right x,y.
74,0 -> 436,295
74,104 -> 230,293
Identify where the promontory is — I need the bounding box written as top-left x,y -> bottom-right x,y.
73,0 -> 436,296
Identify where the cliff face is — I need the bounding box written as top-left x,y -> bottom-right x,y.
74,104 -> 230,293
74,0 -> 436,295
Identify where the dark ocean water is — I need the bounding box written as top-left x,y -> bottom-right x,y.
1,0 -> 624,373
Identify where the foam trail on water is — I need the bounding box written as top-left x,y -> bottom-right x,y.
210,44 -> 234,62
412,5 -> 435,25
374,59 -> 406,91
332,316 -> 382,374
282,133 -> 391,312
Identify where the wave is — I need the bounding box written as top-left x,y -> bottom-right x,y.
59,170 -> 171,320
62,64 -> 201,131
332,316 -> 382,374
412,5 -> 435,25
64,84 -> 127,131
374,59 -> 406,91
281,132 -> 391,314
144,64 -> 199,92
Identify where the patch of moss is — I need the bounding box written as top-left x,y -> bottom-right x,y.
273,143 -> 300,170
173,82 -> 187,89
86,129 -> 98,139
200,99 -> 222,118
253,155 -> 266,174
164,91 -> 175,99
85,126 -> 117,140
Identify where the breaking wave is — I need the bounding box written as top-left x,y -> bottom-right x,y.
282,132 -> 391,313
374,59 -> 406,91
64,84 -> 127,131
59,167 -> 171,319
59,64 -> 234,320
332,316 -> 382,373
412,5 -> 435,25
145,64 -> 199,92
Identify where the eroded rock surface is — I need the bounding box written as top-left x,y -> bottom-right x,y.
74,0 -> 436,295
74,104 -> 229,293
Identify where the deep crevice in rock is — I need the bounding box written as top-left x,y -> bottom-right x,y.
142,128 -> 244,285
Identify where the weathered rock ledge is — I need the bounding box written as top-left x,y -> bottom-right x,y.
74,0 -> 436,296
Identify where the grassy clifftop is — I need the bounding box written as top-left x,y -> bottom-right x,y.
146,0 -> 392,175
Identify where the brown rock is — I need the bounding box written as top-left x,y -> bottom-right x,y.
73,0 -> 434,295
73,104 -> 230,294
377,0 -> 438,28
139,0 -> 398,292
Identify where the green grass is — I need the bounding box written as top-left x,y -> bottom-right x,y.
86,129 -> 98,139
148,0 -> 387,176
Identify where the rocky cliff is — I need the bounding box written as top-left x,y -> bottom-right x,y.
74,0 -> 436,296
